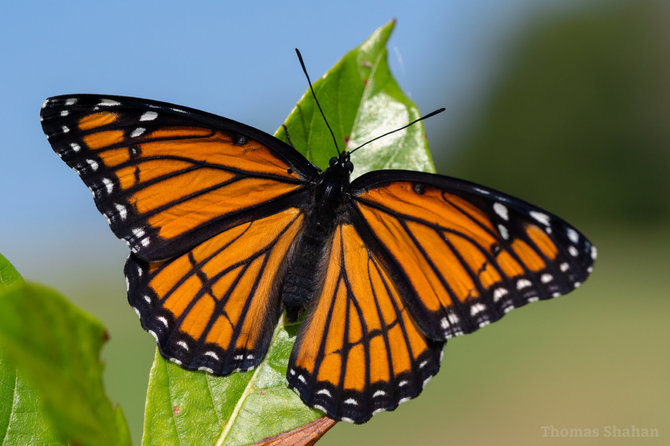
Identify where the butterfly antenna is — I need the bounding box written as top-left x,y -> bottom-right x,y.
295,48 -> 340,155
349,107 -> 446,154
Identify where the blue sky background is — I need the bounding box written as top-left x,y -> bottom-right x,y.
0,0 -> 588,281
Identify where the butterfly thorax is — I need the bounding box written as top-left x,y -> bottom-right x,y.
282,152 -> 353,320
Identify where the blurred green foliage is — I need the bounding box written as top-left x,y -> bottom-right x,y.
447,0 -> 670,225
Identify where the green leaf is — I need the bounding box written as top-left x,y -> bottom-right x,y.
279,18 -> 435,176
142,19 -> 436,445
0,254 -> 22,287
0,278 -> 131,446
1,254 -> 66,445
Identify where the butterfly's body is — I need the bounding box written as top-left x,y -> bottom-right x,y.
283,153 -> 354,320
41,94 -> 595,424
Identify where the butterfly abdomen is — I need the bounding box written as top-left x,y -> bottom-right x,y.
282,158 -> 352,320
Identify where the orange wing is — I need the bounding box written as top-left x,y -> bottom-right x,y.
40,95 -> 318,261
288,224 -> 444,423
126,207 -> 304,374
349,171 -> 596,341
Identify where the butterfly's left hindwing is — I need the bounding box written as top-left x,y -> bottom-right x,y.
349,170 -> 596,341
126,207 -> 304,374
40,95 -> 318,261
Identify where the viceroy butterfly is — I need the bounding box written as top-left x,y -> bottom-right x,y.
40,63 -> 595,424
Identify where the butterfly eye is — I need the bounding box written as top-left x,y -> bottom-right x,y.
329,156 -> 337,167
346,160 -> 354,173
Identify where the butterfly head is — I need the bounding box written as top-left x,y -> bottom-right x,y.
328,151 -> 354,176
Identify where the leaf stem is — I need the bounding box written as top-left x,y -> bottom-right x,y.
215,313 -> 287,446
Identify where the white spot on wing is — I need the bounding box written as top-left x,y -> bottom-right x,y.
130,127 -> 145,138
373,390 -> 386,398
65,98 -> 77,106
560,262 -> 569,272
541,273 -> 553,283
86,159 -> 99,171
99,98 -> 121,106
568,246 -> 579,257
447,310 -> 460,324
567,228 -> 579,243
102,177 -> 113,194
70,142 -> 81,152
473,187 -> 490,195
204,351 -> 219,360
498,224 -> 509,240
177,340 -> 189,351
60,110 -> 69,116
316,389 -> 332,397
530,211 -> 550,226
341,417 -> 355,424
140,111 -> 158,121
115,203 -> 127,220
493,202 -> 509,220
157,316 -> 168,327
493,287 -> 508,302
470,302 -> 486,316
344,398 -> 358,406
516,278 -> 532,290
440,317 -> 449,329
61,125 -> 70,133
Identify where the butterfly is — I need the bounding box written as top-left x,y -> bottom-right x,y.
40,88 -> 595,424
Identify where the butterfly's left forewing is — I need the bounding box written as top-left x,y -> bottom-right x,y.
40,94 -> 318,261
349,170 -> 596,341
